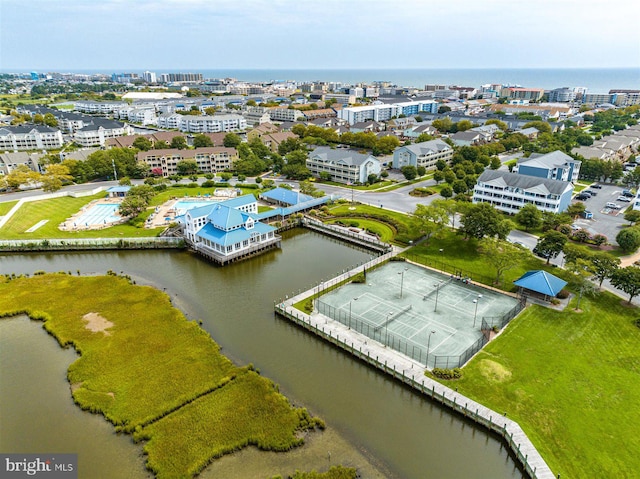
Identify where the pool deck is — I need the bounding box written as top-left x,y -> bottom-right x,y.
59,198 -> 126,231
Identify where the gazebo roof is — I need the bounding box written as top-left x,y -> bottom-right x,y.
514,270 -> 567,297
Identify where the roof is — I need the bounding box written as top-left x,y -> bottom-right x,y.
518,150 -> 580,168
400,139 -> 451,155
260,187 -> 314,205
206,203 -> 248,230
476,169 -> 572,196
195,221 -> 275,247
106,186 -> 131,193
514,270 -> 567,297
310,146 -> 378,167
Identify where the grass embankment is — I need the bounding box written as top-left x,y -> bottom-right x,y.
0,200 -> 18,216
326,218 -> 395,243
0,273 -> 323,478
450,295 -> 640,478
320,203 -> 420,245
406,234 -> 640,477
272,466 -> 357,479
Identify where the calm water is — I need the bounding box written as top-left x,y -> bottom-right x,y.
0,230 -> 525,479
62,67 -> 640,91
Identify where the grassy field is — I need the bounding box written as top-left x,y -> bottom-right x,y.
0,194 -> 164,239
0,273 -> 323,478
447,293 -> 640,478
327,218 -> 395,242
0,200 -> 18,216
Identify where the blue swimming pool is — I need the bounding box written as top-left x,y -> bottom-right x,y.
74,204 -> 121,226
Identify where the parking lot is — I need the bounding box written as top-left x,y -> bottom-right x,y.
571,183 -> 632,245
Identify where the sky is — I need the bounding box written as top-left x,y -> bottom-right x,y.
1,0 -> 639,71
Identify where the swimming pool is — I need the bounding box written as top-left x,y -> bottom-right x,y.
74,204 -> 121,226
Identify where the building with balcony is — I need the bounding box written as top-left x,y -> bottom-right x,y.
392,139 -> 453,170
137,147 -> 238,177
0,125 -> 64,151
73,119 -> 130,147
472,170 -> 573,214
513,151 -> 581,183
307,146 -> 381,184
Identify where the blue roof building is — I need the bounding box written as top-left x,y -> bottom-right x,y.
514,270 -> 567,300
181,194 -> 280,265
260,187 -> 314,206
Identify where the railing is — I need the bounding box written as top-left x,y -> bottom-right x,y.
0,237 -> 185,252
275,303 -> 554,479
302,217 -> 393,253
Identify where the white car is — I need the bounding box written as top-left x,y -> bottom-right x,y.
617,196 -> 632,203
605,202 -> 622,209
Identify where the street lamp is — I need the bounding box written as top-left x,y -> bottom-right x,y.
472,294 -> 483,328
385,311 -> 393,347
439,248 -> 444,272
398,268 -> 408,298
433,281 -> 442,312
426,330 -> 436,368
349,297 -> 358,330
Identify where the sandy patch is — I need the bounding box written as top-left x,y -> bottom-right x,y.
82,312 -> 113,336
478,359 -> 512,383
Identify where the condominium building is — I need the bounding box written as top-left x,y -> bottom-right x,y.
307,146 -> 381,184
500,87 -> 545,102
268,107 -> 304,123
137,147 -> 238,176
392,139 -> 453,170
73,119 -> 131,147
0,125 -> 64,151
74,100 -> 128,115
513,151 -> 581,183
338,100 -> 437,125
472,170 -> 574,214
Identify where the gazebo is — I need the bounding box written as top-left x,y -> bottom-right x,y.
513,270 -> 567,302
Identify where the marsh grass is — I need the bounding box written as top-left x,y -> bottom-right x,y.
0,273 -> 321,478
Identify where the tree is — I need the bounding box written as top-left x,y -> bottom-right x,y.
624,209 -> 640,225
118,195 -> 148,217
456,120 -> 473,132
154,140 -> 170,150
515,204 -> 542,231
132,136 -> 153,151
490,157 -> 501,170
193,134 -> 214,148
433,170 -> 444,184
440,185 -> 453,199
590,253 -> 621,288
617,227 -> 640,253
176,159 -> 198,176
41,164 -> 72,192
222,133 -> 240,148
610,266 -> 640,304
375,135 -> 400,155
170,136 -> 187,150
401,165 -> 417,181
367,173 -> 378,185
479,238 -> 532,285
4,165 -> 41,190
412,204 -> 448,243
535,230 -> 567,264
438,106 -> 451,114
299,180 -> 324,197
431,198 -> 458,229
460,203 -> 513,240
523,121 -> 552,135
566,202 -> 586,219
43,113 -> 58,127
565,258 -> 597,310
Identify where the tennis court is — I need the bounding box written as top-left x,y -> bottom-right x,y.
316,261 -> 522,368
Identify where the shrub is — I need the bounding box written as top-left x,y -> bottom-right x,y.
302,298 -> 313,313
634,318 -> 640,329
201,180 -> 215,188
556,289 -> 570,299
431,368 -> 462,380
351,272 -> 366,283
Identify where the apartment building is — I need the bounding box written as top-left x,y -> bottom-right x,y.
0,125 -> 64,151
137,147 -> 238,176
500,87 -> 545,102
473,170 -> 574,214
307,146 -> 381,184
338,100 -> 438,125
513,151 -> 581,183
392,139 -> 453,170
73,119 -> 131,147
74,100 -> 128,115
268,107 -> 304,123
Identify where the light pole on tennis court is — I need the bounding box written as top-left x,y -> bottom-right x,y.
385,311 -> 393,347
349,297 -> 358,330
473,294 -> 483,328
433,281 -> 442,312
426,330 -> 436,368
398,268 -> 408,298
439,248 -> 444,272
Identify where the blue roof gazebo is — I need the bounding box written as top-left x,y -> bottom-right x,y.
513,270 -> 567,300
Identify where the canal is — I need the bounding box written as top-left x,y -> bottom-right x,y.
0,229 -> 525,478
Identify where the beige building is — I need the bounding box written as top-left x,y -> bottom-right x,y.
137,147 -> 238,177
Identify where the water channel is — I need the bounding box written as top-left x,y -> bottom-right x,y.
0,229 -> 525,478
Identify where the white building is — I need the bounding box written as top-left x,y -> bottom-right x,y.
74,100 -> 128,115
73,120 -> 131,147
472,170 -> 574,214
0,125 -> 64,151
178,114 -> 247,133
307,146 -> 381,184
268,107 -> 304,123
392,139 -> 453,170
338,100 -> 438,125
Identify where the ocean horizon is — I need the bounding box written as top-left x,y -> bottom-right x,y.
4,67 -> 639,93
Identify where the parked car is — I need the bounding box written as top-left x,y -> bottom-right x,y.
606,202 -> 622,209
585,190 -> 597,196
617,196 -> 632,203
622,190 -> 635,197
532,246 -> 551,258
575,194 -> 590,201
591,184 -> 603,189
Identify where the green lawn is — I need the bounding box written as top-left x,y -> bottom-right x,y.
318,180 -> 396,191
326,218 -> 395,242
448,293 -> 640,478
0,200 -> 18,216
0,274 -> 322,478
0,194 -> 164,239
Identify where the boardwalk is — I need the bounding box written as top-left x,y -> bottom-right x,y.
275,258 -> 555,479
